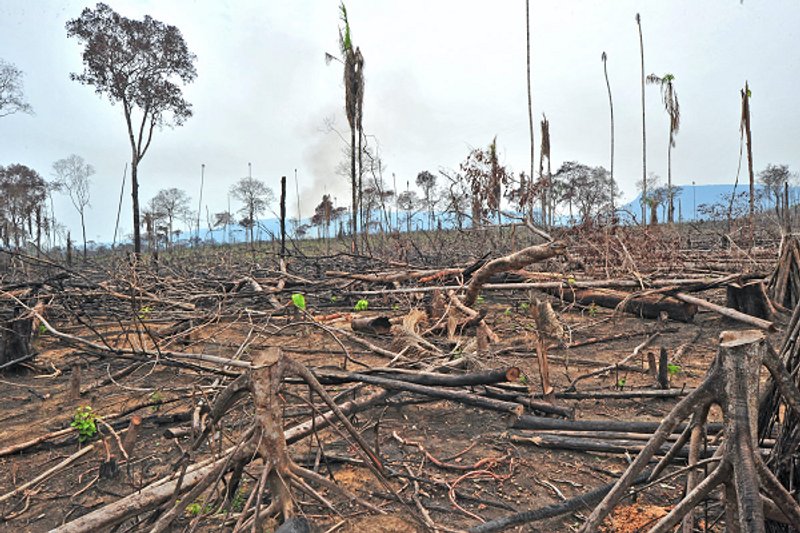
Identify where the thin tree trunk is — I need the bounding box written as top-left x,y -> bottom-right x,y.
526,0 -> 535,220
80,210 -> 87,261
668,135 -> 674,223
131,159 -> 141,255
743,82 -> 755,246
637,15 -> 647,227
603,53 -> 615,219
280,176 -> 286,258
350,126 -> 357,247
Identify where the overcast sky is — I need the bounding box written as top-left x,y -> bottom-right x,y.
1,0 -> 799,242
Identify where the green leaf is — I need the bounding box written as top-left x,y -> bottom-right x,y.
291,293 -> 307,310
353,299 -> 369,312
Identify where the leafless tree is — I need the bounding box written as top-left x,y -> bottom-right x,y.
0,58 -> 33,117
416,171 -> 437,230
230,177 -> 274,245
602,52 -> 615,219
52,154 -> 94,259
636,13 -> 648,226
151,187 -> 191,246
66,3 -> 197,255
758,163 -> 793,216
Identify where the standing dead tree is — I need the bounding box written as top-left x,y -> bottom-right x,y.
578,330 -> 800,533
52,155 -> 94,260
66,3 -> 197,255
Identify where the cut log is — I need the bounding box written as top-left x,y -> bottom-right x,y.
350,316 -> 392,335
550,287 -> 697,322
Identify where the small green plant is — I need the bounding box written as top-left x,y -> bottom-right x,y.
37,323 -> 47,335
519,374 -> 529,385
518,301 -> 530,312
391,303 -> 400,311
230,487 -> 247,512
475,295 -> 485,305
185,501 -> 213,516
567,276 -> 576,286
150,390 -> 164,412
330,295 -> 339,303
588,302 -> 599,317
667,363 -> 681,376
71,406 -> 98,443
353,299 -> 369,312
503,307 -> 513,317
616,377 -> 627,389
138,305 -> 153,320
291,293 -> 307,311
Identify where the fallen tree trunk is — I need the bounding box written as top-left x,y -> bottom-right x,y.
550,286 -> 697,322
463,241 -> 567,307
673,292 -> 775,331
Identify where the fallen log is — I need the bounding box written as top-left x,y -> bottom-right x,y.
672,291 -> 775,331
509,433 -> 721,459
350,315 -> 392,335
314,370 -> 524,416
511,414 -> 723,434
463,241 -> 567,307
550,287 -> 697,322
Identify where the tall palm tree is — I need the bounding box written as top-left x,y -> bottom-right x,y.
526,0 -> 535,220
647,73 -> 680,224
332,2 -> 363,243
636,13 -> 647,226
602,52 -> 615,220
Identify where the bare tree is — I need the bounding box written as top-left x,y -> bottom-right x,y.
636,13 -> 647,226
525,0 -> 534,200
0,58 -> 33,117
758,163 -> 793,216
416,171 -> 437,230
52,154 -> 94,260
66,3 -> 197,255
647,73 -> 680,223
396,189 -> 420,233
602,52 -> 615,219
151,187 -> 191,246
231,177 -> 274,245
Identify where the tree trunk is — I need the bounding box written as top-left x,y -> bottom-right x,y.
604,55 -> 615,220
0,304 -> 33,368
743,82 -> 755,246
350,125 -> 357,244
526,0 -> 535,222
668,135 -> 674,223
130,157 -> 141,255
80,210 -> 87,260
280,176 -> 286,258
637,16 -> 647,227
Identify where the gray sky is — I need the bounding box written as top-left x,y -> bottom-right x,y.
1,0 -> 799,242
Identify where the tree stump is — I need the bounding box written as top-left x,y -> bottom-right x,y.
726,281 -> 775,320
578,330 -> 800,533
0,303 -> 33,368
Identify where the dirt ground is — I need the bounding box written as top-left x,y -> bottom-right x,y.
1,279 -> 781,532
